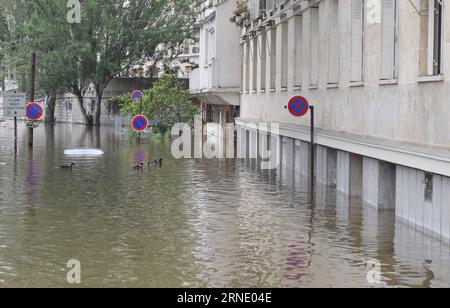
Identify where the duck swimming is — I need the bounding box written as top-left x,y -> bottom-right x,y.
133,162 -> 144,170
148,159 -> 163,167
60,163 -> 75,169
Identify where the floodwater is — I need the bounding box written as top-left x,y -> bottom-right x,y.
0,121 -> 449,288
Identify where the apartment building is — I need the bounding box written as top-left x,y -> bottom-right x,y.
189,0 -> 242,124
177,37 -> 200,78
236,0 -> 450,241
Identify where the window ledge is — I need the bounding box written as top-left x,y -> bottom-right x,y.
379,79 -> 398,86
281,87 -> 287,92
293,86 -> 302,91
269,88 -> 275,93
327,83 -> 339,89
349,81 -> 364,88
418,75 -> 444,83
260,89 -> 266,93
309,85 -> 318,90
252,90 -> 257,94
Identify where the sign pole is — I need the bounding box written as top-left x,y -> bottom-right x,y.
137,98 -> 142,144
309,105 -> 315,190
131,90 -> 145,144
29,52 -> 36,148
286,95 -> 313,185
14,111 -> 17,155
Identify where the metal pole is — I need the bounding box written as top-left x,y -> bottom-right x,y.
14,112 -> 17,155
29,52 -> 36,148
310,105 -> 315,190
137,98 -> 142,144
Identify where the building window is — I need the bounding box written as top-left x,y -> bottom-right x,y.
328,0 -> 340,84
270,27 -> 277,90
310,7 -> 319,87
260,32 -> 267,91
351,0 -> 364,82
204,30 -> 209,65
294,15 -> 303,88
205,28 -> 215,65
419,0 -> 443,76
209,29 -> 215,62
381,0 -> 398,80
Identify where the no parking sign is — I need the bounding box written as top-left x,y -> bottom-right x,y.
287,96 -> 309,117
131,115 -> 149,132
26,102 -> 44,121
131,90 -> 144,102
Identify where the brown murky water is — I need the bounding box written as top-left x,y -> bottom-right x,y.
0,122 -> 449,288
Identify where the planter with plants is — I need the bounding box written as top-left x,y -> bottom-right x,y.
230,1 -> 249,26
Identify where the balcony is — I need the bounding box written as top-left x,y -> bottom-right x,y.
189,59 -> 240,106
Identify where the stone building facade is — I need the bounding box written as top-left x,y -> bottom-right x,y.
236,0 -> 450,241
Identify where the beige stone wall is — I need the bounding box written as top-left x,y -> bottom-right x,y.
240,0 -> 450,150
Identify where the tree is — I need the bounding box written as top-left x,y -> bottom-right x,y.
68,0 -> 199,125
116,74 -> 199,133
0,0 -> 88,123
1,0 -> 199,125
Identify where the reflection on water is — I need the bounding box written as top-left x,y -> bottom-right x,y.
0,122 -> 449,288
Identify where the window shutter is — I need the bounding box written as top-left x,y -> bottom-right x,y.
381,0 -> 396,79
260,32 -> 267,90
270,28 -> 277,89
310,8 -> 319,86
281,23 -> 288,88
294,15 -> 303,87
328,0 -> 339,84
351,0 -> 364,82
253,37 -> 258,91
246,41 -> 251,91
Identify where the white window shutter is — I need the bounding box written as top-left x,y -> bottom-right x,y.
246,41 -> 251,91
253,37 -> 258,91
281,23 -> 288,88
270,28 -> 277,89
381,0 -> 396,79
328,0 -> 339,84
351,0 -> 364,82
260,32 -> 267,90
310,8 -> 319,86
294,15 -> 303,87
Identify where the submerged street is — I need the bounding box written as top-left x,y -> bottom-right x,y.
0,123 -> 449,288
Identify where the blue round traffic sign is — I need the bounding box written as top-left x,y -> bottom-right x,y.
287,96 -> 309,117
131,90 -> 144,102
26,102 -> 44,121
131,115 -> 149,132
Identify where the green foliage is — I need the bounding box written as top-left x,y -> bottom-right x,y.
0,0 -> 200,124
116,74 -> 199,133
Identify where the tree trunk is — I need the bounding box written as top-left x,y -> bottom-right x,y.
75,93 -> 93,126
94,90 -> 103,126
44,92 -> 57,124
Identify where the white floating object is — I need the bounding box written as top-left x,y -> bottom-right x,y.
64,148 -> 104,156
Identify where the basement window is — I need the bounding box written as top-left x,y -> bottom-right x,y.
425,173 -> 434,203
